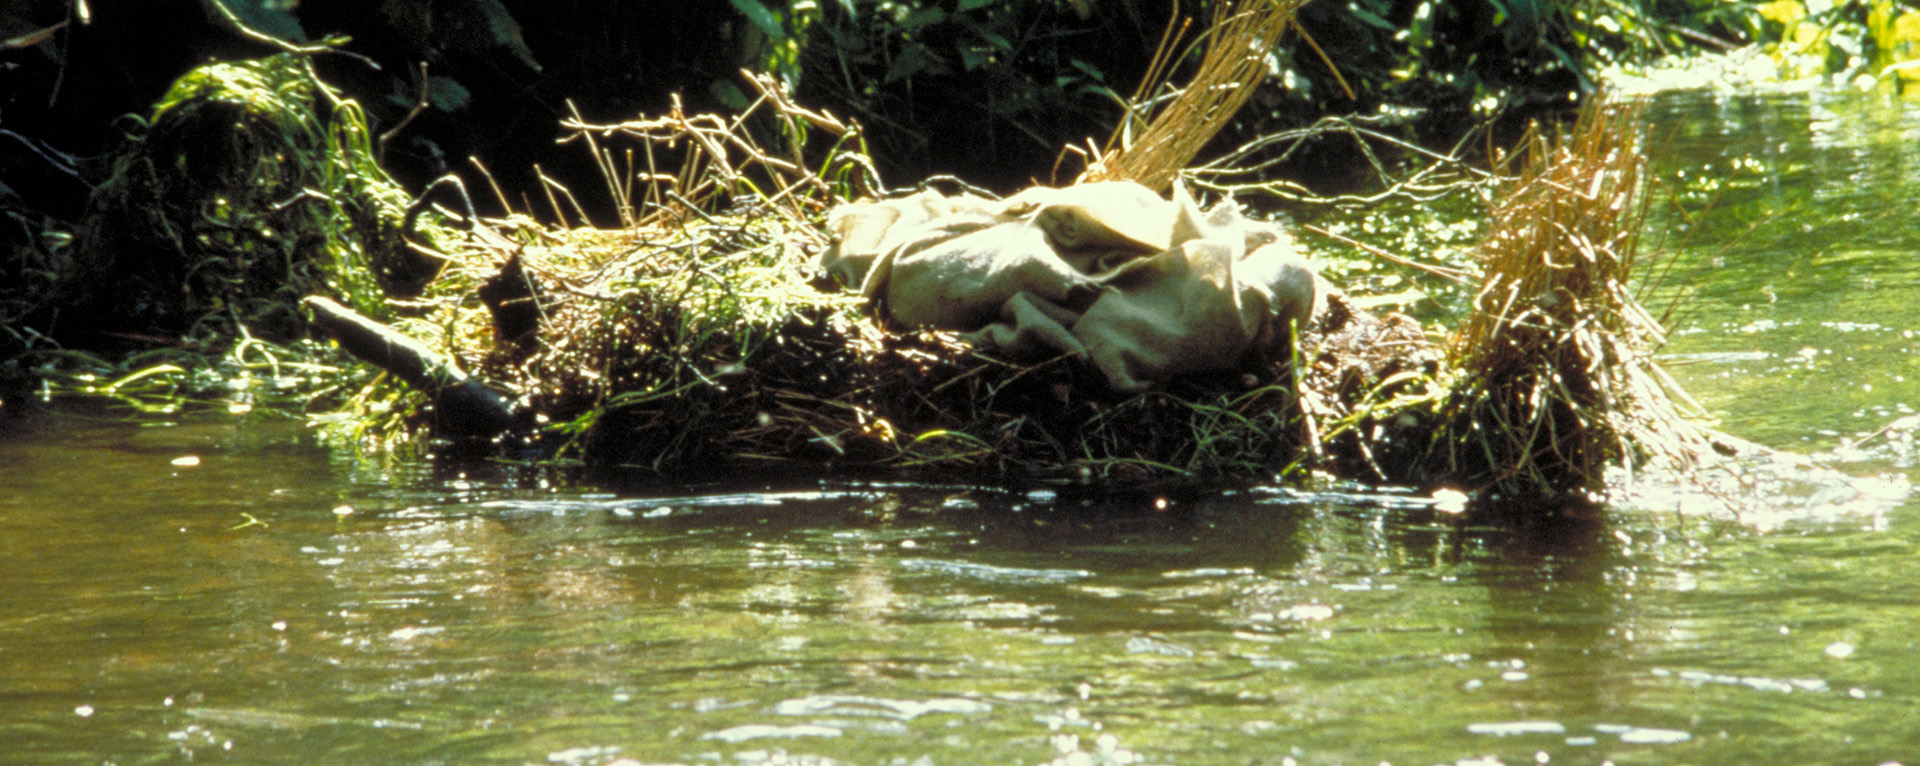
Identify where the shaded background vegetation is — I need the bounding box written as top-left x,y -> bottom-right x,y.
7,0 -> 1920,358
3,0 -> 1784,220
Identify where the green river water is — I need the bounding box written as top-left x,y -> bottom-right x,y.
5,87 -> 1920,765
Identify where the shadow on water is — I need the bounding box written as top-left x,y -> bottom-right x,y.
6,84 -> 1920,766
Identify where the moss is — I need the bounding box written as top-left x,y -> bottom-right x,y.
69,53 -> 444,344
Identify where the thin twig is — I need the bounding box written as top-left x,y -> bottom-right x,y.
1303,223 -> 1474,284
378,62 -> 431,160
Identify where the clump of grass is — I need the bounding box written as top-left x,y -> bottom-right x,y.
1405,99 -> 1720,499
1081,0 -> 1309,192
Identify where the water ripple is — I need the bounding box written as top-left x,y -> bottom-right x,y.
899,558 -> 1094,584
772,694 -> 992,720
701,724 -> 843,743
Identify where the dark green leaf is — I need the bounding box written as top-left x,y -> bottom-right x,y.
709,79 -> 752,111
960,46 -> 989,71
427,75 -> 471,112
728,0 -> 786,39
1348,1 -> 1394,30
476,0 -> 541,71
899,7 -> 948,31
204,0 -> 306,42
885,44 -> 932,83
976,29 -> 1012,52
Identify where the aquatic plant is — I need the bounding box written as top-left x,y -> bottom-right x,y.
1397,100 -> 1727,499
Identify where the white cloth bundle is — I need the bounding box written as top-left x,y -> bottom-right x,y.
819,180 -> 1318,392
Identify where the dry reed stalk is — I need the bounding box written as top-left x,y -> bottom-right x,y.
1436,99 -> 1715,498
557,72 -> 870,235
1088,0 -> 1306,192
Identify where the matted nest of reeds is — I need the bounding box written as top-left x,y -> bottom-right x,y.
315,72 -> 1300,483
328,15 -> 1726,502
331,6 -> 1344,485
439,215 -> 1318,481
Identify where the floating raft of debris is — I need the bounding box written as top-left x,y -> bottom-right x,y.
304,88 -> 1728,504
32,28 -> 1736,505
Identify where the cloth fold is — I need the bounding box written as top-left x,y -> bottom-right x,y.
819,180 -> 1317,392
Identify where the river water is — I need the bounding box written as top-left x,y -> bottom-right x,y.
5,87 -> 1920,766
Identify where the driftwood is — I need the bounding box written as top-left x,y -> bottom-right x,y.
302,296 -> 519,438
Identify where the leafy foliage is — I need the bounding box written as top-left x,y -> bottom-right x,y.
708,0 -> 1920,194
711,0 -> 1728,192
1748,0 -> 1920,83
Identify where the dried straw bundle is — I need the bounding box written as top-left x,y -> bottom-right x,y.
1088,0 -> 1306,192
1422,99 -> 1713,498
552,73 -> 872,232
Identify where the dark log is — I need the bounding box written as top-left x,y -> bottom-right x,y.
302,296 -> 519,438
